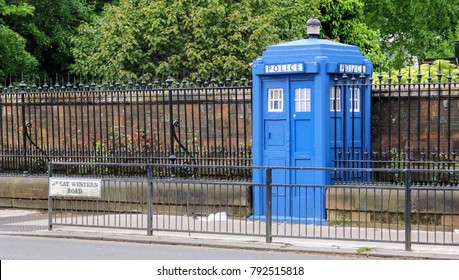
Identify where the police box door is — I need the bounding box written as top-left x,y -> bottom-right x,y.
262,79 -> 290,218
262,79 -> 314,219
289,80 -> 316,220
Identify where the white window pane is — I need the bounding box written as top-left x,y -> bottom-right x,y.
268,88 -> 283,112
349,88 -> 360,112
294,88 -> 311,112
335,87 -> 341,112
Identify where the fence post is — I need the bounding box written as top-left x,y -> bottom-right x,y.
404,169 -> 412,251
48,162 -> 53,231
20,78 -> 28,176
147,165 -> 154,236
266,167 -> 272,243
166,75 -> 176,178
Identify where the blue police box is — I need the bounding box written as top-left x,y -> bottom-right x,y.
251,18 -> 373,224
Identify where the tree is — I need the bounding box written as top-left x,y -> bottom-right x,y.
70,0 -> 285,79
4,0 -> 92,75
268,0 -> 320,40
6,0 -> 457,79
363,0 -> 459,68
319,0 -> 386,66
70,0 -> 383,80
0,0 -> 37,80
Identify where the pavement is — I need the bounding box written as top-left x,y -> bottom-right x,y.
1,209 -> 459,260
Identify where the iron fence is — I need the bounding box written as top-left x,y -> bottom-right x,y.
331,69 -> 459,180
48,162 -> 459,249
3,71 -> 459,175
370,69 -> 459,169
0,76 -> 252,176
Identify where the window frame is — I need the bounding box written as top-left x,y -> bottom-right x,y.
294,87 -> 311,113
349,87 -> 360,113
330,86 -> 341,112
268,88 -> 284,112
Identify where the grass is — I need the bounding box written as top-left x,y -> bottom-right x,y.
357,247 -> 372,256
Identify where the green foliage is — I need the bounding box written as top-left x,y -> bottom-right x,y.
1,0 -> 34,16
356,247 -> 372,255
373,60 -> 459,83
0,0 -> 38,79
70,0 -> 285,79
5,0 -> 459,79
4,0 -> 92,75
70,0 -> 383,79
319,0 -> 386,66
363,0 -> 459,69
268,0 -> 319,41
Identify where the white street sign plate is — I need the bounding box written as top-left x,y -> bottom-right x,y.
49,178 -> 102,198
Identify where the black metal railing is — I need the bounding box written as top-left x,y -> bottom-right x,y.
0,75 -> 252,176
331,69 -> 459,178
3,70 -> 459,177
48,162 -> 459,249
371,68 -> 459,166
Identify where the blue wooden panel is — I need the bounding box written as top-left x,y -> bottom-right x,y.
265,121 -> 285,147
267,157 -> 290,218
290,159 -> 326,221
293,119 -> 313,153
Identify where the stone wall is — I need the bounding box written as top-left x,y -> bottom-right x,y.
326,188 -> 459,227
0,176 -> 252,218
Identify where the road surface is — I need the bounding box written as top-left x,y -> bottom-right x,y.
0,235 -> 356,260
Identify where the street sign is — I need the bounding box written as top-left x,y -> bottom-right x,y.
49,178 -> 102,198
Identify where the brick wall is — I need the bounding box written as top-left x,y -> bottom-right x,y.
371,85 -> 459,160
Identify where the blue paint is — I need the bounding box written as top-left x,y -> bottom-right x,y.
251,37 -> 373,224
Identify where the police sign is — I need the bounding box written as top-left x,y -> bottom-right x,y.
265,63 -> 304,74
339,64 -> 366,73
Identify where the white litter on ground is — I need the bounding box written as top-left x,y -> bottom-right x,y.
454,229 -> 459,234
197,212 -> 227,222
